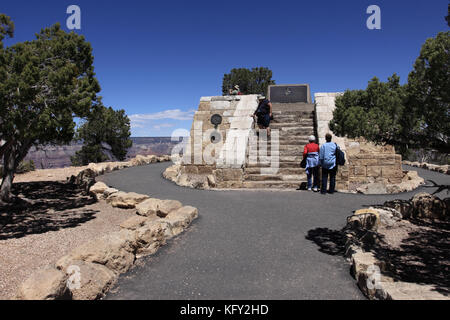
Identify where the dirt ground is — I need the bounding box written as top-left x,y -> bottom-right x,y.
375,219 -> 450,296
0,168 -> 135,300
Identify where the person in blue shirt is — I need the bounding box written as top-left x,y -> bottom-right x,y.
319,133 -> 338,194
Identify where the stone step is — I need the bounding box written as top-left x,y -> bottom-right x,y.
248,149 -> 302,156
272,110 -> 315,117
271,103 -> 315,112
262,139 -> 310,145
242,181 -> 304,189
244,167 -> 306,175
277,126 -> 314,132
244,173 -> 307,181
270,120 -> 314,127
246,161 -> 303,168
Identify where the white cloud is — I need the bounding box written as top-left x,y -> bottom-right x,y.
153,123 -> 175,130
129,109 -> 195,125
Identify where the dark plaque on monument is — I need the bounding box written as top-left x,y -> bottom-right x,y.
268,84 -> 311,103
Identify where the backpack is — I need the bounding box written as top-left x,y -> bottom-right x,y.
256,100 -> 270,116
335,143 -> 346,166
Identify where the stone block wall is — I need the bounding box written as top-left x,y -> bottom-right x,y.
315,93 -> 404,193
174,95 -> 259,189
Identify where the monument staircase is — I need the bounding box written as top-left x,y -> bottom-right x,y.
242,102 -> 316,189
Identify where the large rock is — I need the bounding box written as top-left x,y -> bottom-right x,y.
103,187 -> 119,198
165,206 -> 198,236
106,191 -> 150,209
347,208 -> 380,231
65,230 -> 137,274
120,215 -> 153,230
158,200 -> 183,218
16,266 -> 70,300
163,164 -> 180,182
134,221 -> 167,258
383,199 -> 414,219
89,182 -> 108,199
55,259 -> 116,300
177,173 -> 210,189
130,155 -> 148,166
136,198 -> 182,217
411,193 -> 448,220
73,168 -> 97,192
136,198 -> 162,216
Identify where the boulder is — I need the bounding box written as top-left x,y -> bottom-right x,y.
374,208 -> 402,228
130,155 -> 148,166
73,169 -> 97,192
120,215 -> 154,230
136,198 -> 182,217
106,191 -> 150,209
158,200 -> 183,218
55,259 -> 116,300
16,266 -> 70,300
103,187 -> 119,198
136,198 -> 162,216
89,182 -> 108,199
383,199 -> 413,219
177,173 -> 209,189
411,193 -> 447,220
163,165 -> 180,182
347,208 -> 380,231
165,206 -> 198,236
65,229 -> 137,274
134,221 -> 167,258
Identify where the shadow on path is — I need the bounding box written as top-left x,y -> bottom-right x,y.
0,181 -> 98,240
305,227 -> 347,256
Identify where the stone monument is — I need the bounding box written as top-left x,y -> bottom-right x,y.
164,85 -> 416,194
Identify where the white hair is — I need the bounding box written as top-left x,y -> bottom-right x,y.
308,135 -> 316,142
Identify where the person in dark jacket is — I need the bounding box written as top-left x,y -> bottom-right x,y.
253,96 -> 273,137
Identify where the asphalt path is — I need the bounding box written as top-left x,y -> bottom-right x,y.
99,163 -> 449,300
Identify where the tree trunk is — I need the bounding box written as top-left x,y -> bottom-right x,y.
0,145 -> 17,202
0,141 -> 31,203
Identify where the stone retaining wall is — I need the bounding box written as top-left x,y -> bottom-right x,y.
344,193 -> 449,300
403,161 -> 450,175
15,155 -> 198,300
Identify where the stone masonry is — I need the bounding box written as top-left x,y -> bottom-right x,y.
166,87 -> 409,193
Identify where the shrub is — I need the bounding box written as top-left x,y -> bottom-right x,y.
16,160 -> 36,174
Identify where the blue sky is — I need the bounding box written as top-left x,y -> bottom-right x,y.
1,0 -> 448,137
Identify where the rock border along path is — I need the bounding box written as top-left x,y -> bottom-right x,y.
99,162 -> 448,300
15,155 -> 200,300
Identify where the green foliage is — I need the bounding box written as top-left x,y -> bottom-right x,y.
222,67 -> 275,95
16,160 -> 35,174
330,32 -> 450,155
0,14 -> 14,48
407,32 -> 450,154
71,104 -> 132,166
0,18 -> 100,200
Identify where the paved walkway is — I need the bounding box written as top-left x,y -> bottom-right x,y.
99,163 -> 449,300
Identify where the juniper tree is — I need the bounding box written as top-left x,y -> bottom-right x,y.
0,20 -> 100,202
71,104 -> 132,166
330,32 -> 450,156
222,67 -> 275,95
